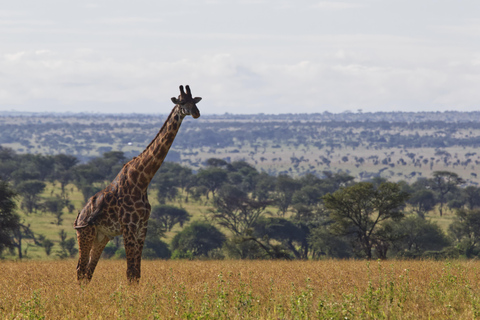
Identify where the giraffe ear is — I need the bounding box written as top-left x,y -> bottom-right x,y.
193,97 -> 202,104
171,97 -> 180,104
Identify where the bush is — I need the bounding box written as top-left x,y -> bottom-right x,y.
143,239 -> 171,259
114,248 -> 126,259
171,249 -> 194,260
171,221 -> 226,258
102,242 -> 118,259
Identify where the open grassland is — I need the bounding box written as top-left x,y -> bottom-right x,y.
1,260 -> 480,319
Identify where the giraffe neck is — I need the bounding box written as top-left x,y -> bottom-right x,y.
130,106 -> 185,191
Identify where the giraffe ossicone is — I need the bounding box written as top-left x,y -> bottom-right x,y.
74,85 -> 202,283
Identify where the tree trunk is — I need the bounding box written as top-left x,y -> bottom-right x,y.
16,229 -> 23,259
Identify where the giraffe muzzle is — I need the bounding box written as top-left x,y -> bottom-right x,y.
191,106 -> 200,119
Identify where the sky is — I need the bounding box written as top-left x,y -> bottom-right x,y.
0,0 -> 479,115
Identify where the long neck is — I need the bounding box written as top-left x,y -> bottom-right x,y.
130,106 -> 185,190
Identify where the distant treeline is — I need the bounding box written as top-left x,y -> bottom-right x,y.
2,145 -> 480,261
2,111 -> 480,165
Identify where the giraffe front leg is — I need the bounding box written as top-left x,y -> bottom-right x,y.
85,232 -> 110,281
76,226 -> 95,283
123,225 -> 146,283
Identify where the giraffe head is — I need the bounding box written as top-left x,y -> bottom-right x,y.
171,85 -> 201,119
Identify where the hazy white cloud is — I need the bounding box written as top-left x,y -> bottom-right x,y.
313,1 -> 365,10
0,0 -> 479,114
93,17 -> 164,25
433,22 -> 480,37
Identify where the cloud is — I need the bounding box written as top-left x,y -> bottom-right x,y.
92,17 -> 164,25
432,22 -> 480,37
0,1 -> 479,114
0,37 -> 479,114
312,1 -> 365,10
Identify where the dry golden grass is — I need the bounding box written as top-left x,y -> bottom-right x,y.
2,259 -> 480,319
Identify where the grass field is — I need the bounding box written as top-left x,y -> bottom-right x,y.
1,259 -> 480,319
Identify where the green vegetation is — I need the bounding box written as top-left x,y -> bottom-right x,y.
2,141 -> 480,261
4,111 -> 480,261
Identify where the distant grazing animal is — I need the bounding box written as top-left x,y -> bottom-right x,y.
74,85 -> 202,283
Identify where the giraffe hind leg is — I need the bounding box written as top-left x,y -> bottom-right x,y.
76,226 -> 95,283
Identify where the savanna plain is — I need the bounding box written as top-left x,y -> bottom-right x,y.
4,112 -> 480,319
2,259 -> 480,319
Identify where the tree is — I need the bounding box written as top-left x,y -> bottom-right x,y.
429,171 -> 464,216
253,217 -> 307,259
209,184 -> 271,237
57,229 -> 77,258
383,215 -> 450,257
449,208 -> 480,258
253,172 -> 276,201
308,225 -> 352,259
292,185 -> 323,207
462,186 -> 480,210
171,221 -> 226,258
155,177 -> 178,204
205,158 -> 228,168
324,181 -> 409,259
0,147 -> 18,181
408,190 -> 436,218
16,180 -> 46,214
53,154 -> 79,193
319,171 -> 355,194
43,197 -> 66,225
73,164 -> 104,202
196,167 -> 228,199
151,162 -> 193,204
42,239 -> 54,256
150,204 -> 191,231
11,223 -> 41,259
143,219 -> 170,259
274,174 -> 302,216
228,161 -> 259,193
92,151 -> 126,181
0,180 -> 20,256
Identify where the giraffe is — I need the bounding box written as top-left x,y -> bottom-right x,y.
74,85 -> 201,283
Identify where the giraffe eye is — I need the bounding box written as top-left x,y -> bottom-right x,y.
180,105 -> 190,114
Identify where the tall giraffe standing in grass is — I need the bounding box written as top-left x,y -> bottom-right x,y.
74,85 -> 202,283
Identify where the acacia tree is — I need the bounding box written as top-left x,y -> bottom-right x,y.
429,171 -> 464,216
209,184 -> 271,237
16,180 -> 46,214
53,154 -> 78,193
408,190 -> 436,218
385,215 -> 450,256
0,180 -> 20,256
12,223 -> 41,259
274,174 -> 302,216
196,167 -> 228,199
323,181 -> 409,259
171,221 -> 226,258
462,186 -> 480,210
150,204 -> 191,231
449,208 -> 480,257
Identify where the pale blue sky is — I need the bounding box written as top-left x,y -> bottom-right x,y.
0,0 -> 479,114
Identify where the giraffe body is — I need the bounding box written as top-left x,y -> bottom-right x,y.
74,85 -> 201,283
